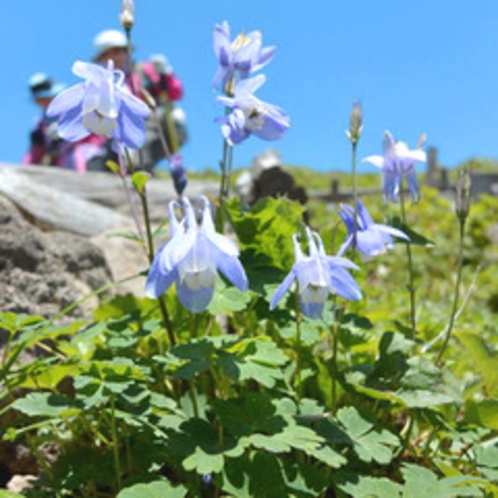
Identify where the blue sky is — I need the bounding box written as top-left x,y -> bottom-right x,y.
2,0 -> 498,174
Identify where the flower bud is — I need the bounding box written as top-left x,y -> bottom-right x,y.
119,0 -> 134,30
169,153 -> 188,196
346,101 -> 363,145
455,168 -> 472,221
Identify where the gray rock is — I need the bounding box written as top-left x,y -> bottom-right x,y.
0,195 -> 112,319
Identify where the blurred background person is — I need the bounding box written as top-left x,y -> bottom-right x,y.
92,29 -> 188,172
23,73 -> 108,173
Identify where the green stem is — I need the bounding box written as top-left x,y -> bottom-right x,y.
218,139 -> 232,201
137,183 -> 155,263
294,292 -> 303,405
117,148 -> 147,252
399,187 -> 417,338
135,165 -> 176,348
331,298 -> 341,414
110,395 -> 122,491
399,413 -> 415,457
436,219 -> 466,366
351,140 -> 359,261
158,296 -> 175,347
189,382 -> 200,419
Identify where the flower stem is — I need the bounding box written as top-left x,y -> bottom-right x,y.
110,394 -> 122,492
117,147 -> 147,251
330,298 -> 341,414
351,140 -> 359,260
436,218 -> 466,366
218,138 -> 232,203
294,292 -> 303,405
130,149 -> 176,347
399,187 -> 417,338
217,136 -> 234,232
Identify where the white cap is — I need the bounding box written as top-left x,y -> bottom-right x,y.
93,29 -> 128,59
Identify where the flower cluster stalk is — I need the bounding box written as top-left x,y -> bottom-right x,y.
110,394 -> 123,491
436,216 -> 466,365
436,170 -> 472,363
398,186 -> 417,338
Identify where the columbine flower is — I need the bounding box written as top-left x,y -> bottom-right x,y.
337,198 -> 409,259
213,20 -> 276,93
145,196 -> 248,313
362,131 -> 426,203
270,228 -> 361,319
217,75 -> 290,145
47,60 -> 150,149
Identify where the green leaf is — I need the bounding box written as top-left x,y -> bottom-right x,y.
12,392 -> 81,418
214,393 -> 283,437
105,159 -> 120,174
387,216 -> 435,246
183,446 -> 225,474
93,294 -> 156,321
401,464 -> 483,498
0,492 -> 27,498
12,363 -> 80,390
249,452 -> 287,498
465,398 -> 498,430
308,444 -> 346,468
131,171 -> 150,194
458,331 -> 498,398
225,196 -> 305,271
334,473 -> 401,498
117,480 -> 187,498
396,356 -> 461,407
168,339 -> 215,380
337,407 -> 398,464
219,337 -> 289,388
207,278 -> 252,314
474,438 -> 498,481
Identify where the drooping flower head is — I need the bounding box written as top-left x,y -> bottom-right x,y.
145,196 -> 248,313
337,198 -> 409,259
47,60 -> 150,149
362,131 -> 426,203
270,228 -> 361,319
217,75 -> 290,145
213,20 -> 276,94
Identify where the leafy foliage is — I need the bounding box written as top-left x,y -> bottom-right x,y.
2,180 -> 498,498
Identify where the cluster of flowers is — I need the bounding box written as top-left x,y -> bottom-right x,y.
213,21 -> 290,145
45,20 -> 427,320
145,128 -> 425,318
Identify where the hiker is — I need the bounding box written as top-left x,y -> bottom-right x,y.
23,73 -> 108,173
22,73 -> 105,173
92,29 -> 188,172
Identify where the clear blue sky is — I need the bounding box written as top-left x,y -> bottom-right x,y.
2,0 -> 497,174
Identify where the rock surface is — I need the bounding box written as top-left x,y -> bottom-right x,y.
0,195 -> 112,318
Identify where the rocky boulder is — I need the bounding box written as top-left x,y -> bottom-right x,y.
0,195 -> 112,319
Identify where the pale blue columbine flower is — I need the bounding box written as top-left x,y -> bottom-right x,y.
362,131 -> 426,203
145,196 -> 248,313
47,60 -> 150,149
337,198 -> 410,259
213,20 -> 276,93
270,228 -> 361,319
217,75 -> 290,145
